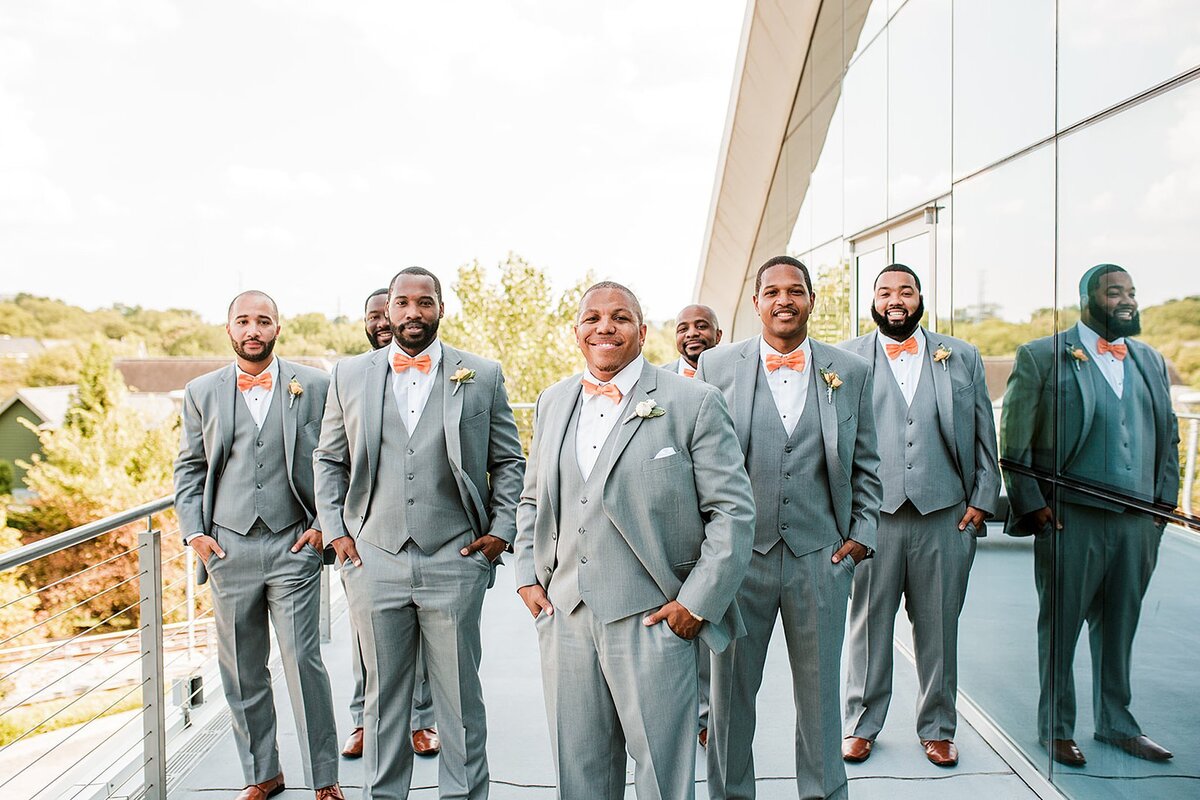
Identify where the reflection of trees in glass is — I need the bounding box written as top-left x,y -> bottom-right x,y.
810,258 -> 852,343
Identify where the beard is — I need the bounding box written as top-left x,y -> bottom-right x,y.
366,328 -> 392,350
391,317 -> 440,353
871,295 -> 925,340
231,335 -> 276,363
1087,296 -> 1141,339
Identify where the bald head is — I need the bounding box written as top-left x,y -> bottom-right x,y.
227,290 -> 279,322
675,304 -> 722,366
578,281 -> 643,326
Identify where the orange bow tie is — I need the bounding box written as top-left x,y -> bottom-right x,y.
1097,339 -> 1127,360
765,351 -> 805,373
392,353 -> 432,374
582,379 -> 623,403
683,367 -> 696,378
885,337 -> 918,359
237,371 -> 273,392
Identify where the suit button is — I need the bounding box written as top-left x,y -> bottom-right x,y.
580,557 -> 588,564
780,523 -> 789,531
906,464 -> 913,470
907,419 -> 913,425
407,449 -> 415,455
545,566 -> 553,574
784,473 -> 791,480
783,498 -> 790,505
407,499 -> 415,506
256,440 -> 264,447
407,473 -> 415,480
580,497 -> 588,505
551,533 -> 557,540
906,442 -> 913,448
258,463 -> 264,468
578,527 -> 585,534
256,483 -> 263,489
784,446 -> 792,453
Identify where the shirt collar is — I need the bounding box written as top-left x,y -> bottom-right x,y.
1076,320 -> 1124,352
759,336 -> 811,366
389,338 -> 443,371
235,357 -> 278,382
585,354 -> 644,397
677,358 -> 694,376
876,326 -> 926,355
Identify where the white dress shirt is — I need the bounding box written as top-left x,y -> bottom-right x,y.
677,359 -> 696,377
236,357 -> 278,430
389,339 -> 443,434
1076,321 -> 1126,398
760,337 -> 811,437
877,328 -> 925,407
576,355 -> 644,480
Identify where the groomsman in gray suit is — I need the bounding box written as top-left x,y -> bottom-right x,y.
515,282 -> 754,800
341,287 -> 440,761
314,267 -> 525,800
1002,264 -> 1178,767
664,303 -> 724,749
839,264 -> 1000,768
175,290 -> 343,800
698,255 -> 882,800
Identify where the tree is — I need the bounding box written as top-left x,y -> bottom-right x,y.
810,259 -> 852,343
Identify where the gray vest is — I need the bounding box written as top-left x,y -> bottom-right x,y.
1065,356 -> 1156,511
212,384 -> 305,535
746,365 -> 839,557
874,347 -> 964,515
358,371 -> 472,554
550,400 -> 666,622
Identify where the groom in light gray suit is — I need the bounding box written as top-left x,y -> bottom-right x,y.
175,290 -> 342,800
839,264 -> 999,768
698,256 -> 882,800
314,267 -> 525,800
515,282 -> 754,800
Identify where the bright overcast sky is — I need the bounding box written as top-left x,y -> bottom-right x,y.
0,0 -> 745,322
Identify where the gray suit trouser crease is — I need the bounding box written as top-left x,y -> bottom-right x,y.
708,540 -> 852,800
348,596 -> 435,730
843,502 -> 975,742
344,535 -> 492,800
206,521 -> 339,789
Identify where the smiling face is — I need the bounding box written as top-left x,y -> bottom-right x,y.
675,304 -> 722,367
574,286 -> 646,381
388,273 -> 444,355
1084,269 -> 1141,339
364,292 -> 392,350
226,292 -> 279,368
753,263 -> 814,352
870,268 -> 925,340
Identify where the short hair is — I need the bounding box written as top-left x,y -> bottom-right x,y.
227,290 -> 279,321
1080,263 -> 1128,299
875,263 -> 922,292
579,281 -> 644,325
755,255 -> 812,295
363,287 -> 388,311
388,267 -> 443,303
677,303 -> 720,328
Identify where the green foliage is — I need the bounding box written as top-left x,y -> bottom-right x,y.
811,260 -> 852,343
0,461 -> 12,496
0,517 -> 39,652
643,321 -> 678,366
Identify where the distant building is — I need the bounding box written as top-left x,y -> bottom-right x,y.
0,336 -> 46,364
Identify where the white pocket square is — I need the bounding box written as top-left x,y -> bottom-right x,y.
653,447 -> 678,459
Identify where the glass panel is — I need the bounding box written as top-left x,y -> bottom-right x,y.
809,90 -> 844,247
808,239 -> 851,342
887,0 -> 951,215
853,239 -> 887,335
1058,0 -> 1200,128
843,35 -> 887,235
845,0 -> 888,66
953,0 -> 1055,178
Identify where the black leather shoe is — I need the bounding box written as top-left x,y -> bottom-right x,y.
1041,738 -> 1086,767
1095,734 -> 1173,761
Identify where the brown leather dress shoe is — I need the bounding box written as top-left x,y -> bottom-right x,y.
341,727 -> 364,758
698,728 -> 708,749
842,736 -> 873,763
315,784 -> 345,800
922,739 -> 959,767
1042,738 -> 1086,767
412,727 -> 441,756
235,773 -> 284,800
1096,733 -> 1173,761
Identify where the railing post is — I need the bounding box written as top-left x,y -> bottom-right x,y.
319,566 -> 331,644
139,517 -> 167,800
186,546 -> 196,661
1183,417 -> 1198,517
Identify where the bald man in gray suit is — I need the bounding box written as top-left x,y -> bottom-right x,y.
516,282 -> 754,800
839,265 -> 999,768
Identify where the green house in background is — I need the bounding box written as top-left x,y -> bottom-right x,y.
0,386 -> 74,494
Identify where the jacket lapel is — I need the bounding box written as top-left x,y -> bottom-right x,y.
216,364 -> 236,470
441,344 -> 465,471
810,340 -> 844,477
597,361 -> 658,487
364,348 -> 389,486
543,376 -> 582,524
1126,339 -> 1169,467
731,338 -> 758,456
925,330 -> 959,469
278,358 -> 297,477
1064,326 -> 1096,466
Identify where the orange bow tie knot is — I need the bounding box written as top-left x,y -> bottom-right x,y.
885,337 -> 919,360
582,379 -> 623,403
1097,339 -> 1127,360
392,353 -> 433,374
683,367 -> 696,378
765,351 -> 806,373
237,371 -> 273,392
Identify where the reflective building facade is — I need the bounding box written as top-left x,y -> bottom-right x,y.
696,1 -> 1200,797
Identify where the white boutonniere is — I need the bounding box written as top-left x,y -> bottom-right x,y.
288,378 -> 303,408
635,399 -> 666,418
819,368 -> 843,404
1066,344 -> 1088,371
933,345 -> 952,371
450,367 -> 476,395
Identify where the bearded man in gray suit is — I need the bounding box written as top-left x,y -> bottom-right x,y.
697,255 -> 882,800
515,281 -> 754,800
839,264 -> 999,768
175,290 -> 342,800
314,267 -> 525,800
1002,264 -> 1178,767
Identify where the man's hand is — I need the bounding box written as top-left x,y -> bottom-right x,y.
831,539 -> 868,566
329,535 -> 362,567
1029,506 -> 1061,532
517,584 -> 554,619
189,534 -> 225,563
958,506 -> 987,532
643,600 -> 703,640
461,534 -> 507,563
291,528 -> 323,554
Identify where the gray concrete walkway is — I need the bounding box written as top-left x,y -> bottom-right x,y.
171,579 -> 1039,799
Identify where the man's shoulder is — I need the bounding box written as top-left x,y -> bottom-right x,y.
283,360 -> 330,385
183,364 -> 231,397
838,331 -> 875,354
654,364 -> 720,404
922,330 -> 981,361
698,339 -> 752,370
814,338 -> 870,377
1128,337 -> 1166,366
442,344 -> 502,377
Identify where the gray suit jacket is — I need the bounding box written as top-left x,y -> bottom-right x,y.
174,358 -> 330,581
697,336 -> 883,552
1000,327 -> 1179,535
514,361 -> 755,653
313,342 -> 525,545
840,328 -> 1000,522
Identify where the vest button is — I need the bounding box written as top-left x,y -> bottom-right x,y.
907,419 -> 913,425
580,557 -> 588,564
578,527 -> 585,534
781,523 -> 789,530
580,497 -> 588,504
552,533 -> 557,540
407,499 -> 415,506
256,483 -> 263,489
257,440 -> 264,447
407,449 -> 415,456
906,464 -> 913,470
784,473 -> 791,479
782,498 -> 790,505
545,566 -> 553,574
407,473 -> 415,480
784,446 -> 792,453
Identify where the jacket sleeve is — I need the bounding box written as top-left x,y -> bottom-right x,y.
1000,343 -> 1050,524
968,348 -> 1001,517
847,368 -> 883,552
312,362 -> 352,541
173,384 -> 209,543
482,366 -> 526,544
513,392 -> 543,588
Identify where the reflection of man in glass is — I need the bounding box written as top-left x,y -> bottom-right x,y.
1001,264 -> 1179,767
